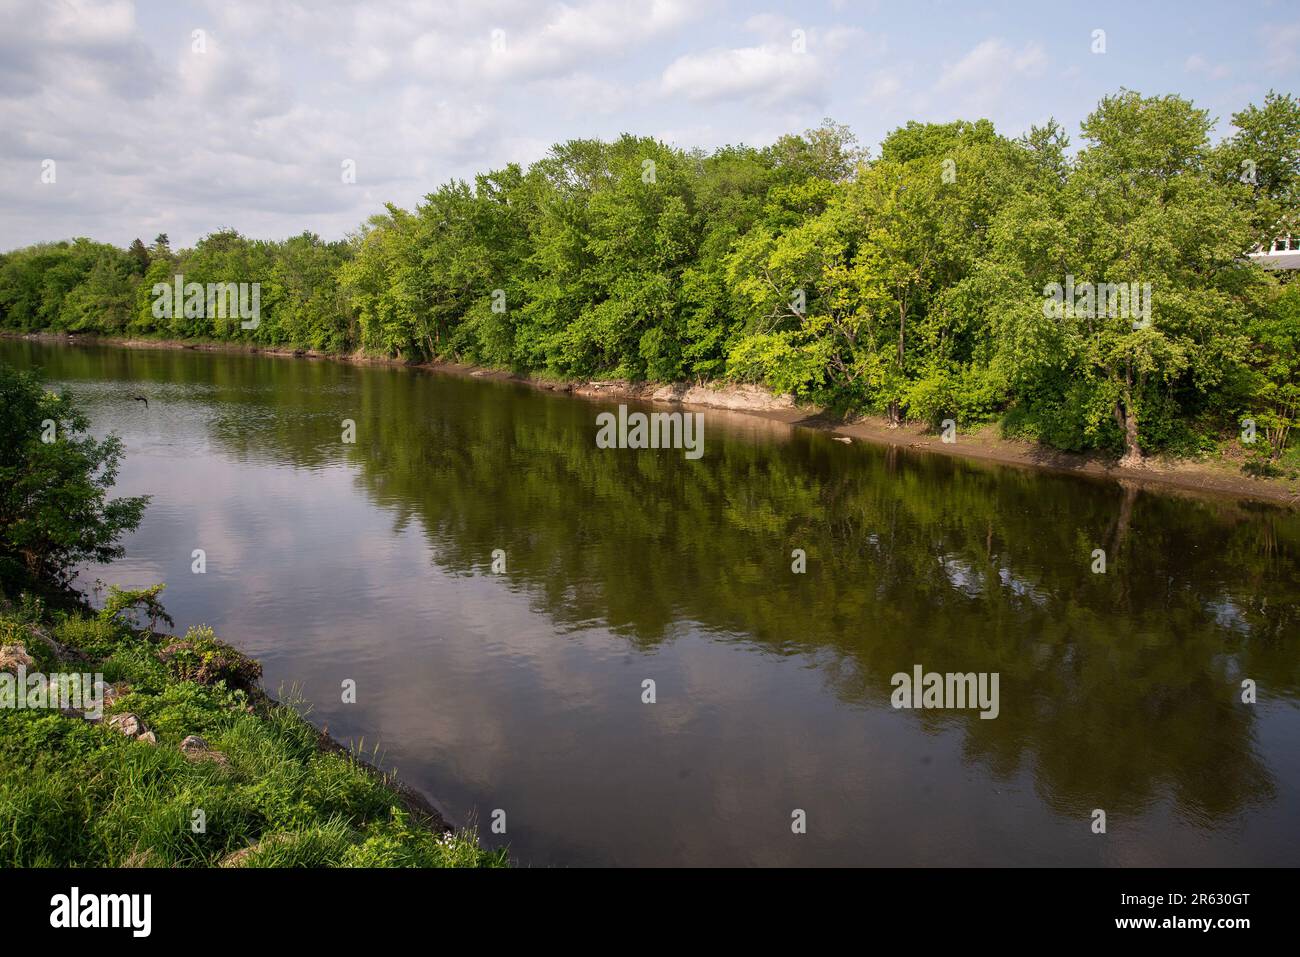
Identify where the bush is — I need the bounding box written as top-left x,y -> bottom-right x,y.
158,625 -> 263,690
0,363 -> 147,589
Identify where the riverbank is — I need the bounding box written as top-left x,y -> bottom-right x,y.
0,588 -> 507,867
8,330 -> 1299,508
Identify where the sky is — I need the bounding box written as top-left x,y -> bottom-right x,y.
1,0 -> 1297,250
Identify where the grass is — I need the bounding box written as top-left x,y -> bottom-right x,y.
0,591 -> 508,868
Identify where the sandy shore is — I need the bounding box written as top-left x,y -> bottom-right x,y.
8,330 -> 1298,509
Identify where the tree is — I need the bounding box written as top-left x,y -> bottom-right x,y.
1245,284 -> 1300,463
726,118 -> 1032,423
0,363 -> 148,589
340,207 -> 426,360
0,93 -> 1288,468
127,238 -> 150,275
1214,91 -> 1300,244
989,91 -> 1260,464
57,245 -> 136,332
767,118 -> 867,183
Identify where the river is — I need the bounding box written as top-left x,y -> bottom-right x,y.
4,337 -> 1298,867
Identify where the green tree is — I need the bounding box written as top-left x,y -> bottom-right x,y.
1214,91 -> 1300,244
127,238 -> 150,274
0,363 -> 147,588
990,91 -> 1261,462
1245,283 -> 1300,462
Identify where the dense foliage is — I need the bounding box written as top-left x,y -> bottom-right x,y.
0,364 -> 147,589
2,90 -> 1298,464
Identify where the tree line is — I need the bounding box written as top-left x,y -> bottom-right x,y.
2,89 -> 1298,466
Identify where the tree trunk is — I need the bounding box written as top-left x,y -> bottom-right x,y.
897,301 -> 906,367
888,298 -> 906,429
1114,396 -> 1142,468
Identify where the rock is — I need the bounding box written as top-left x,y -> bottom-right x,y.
108,713 -> 144,737
832,435 -> 852,444
136,731 -> 157,745
0,644 -> 35,673
219,847 -> 254,868
649,382 -> 797,412
180,734 -> 209,752
84,680 -> 124,718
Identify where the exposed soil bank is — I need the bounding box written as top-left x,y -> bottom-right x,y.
8,330 -> 1298,509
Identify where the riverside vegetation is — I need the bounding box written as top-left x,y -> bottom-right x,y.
1,90 -> 1298,475
0,363 -> 507,867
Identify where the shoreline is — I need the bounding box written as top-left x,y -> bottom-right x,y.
0,589 -> 501,867
7,330 -> 1298,509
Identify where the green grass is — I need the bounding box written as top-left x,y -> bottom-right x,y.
0,593 -> 508,868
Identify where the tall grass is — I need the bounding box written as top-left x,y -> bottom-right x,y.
0,598 -> 507,868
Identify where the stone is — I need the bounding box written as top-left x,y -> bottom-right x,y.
136,731 -> 157,745
180,734 -> 228,766
108,713 -> 144,737
0,644 -> 35,673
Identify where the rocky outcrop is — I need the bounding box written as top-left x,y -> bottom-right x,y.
649,382 -> 796,412
571,379 -> 798,413
107,712 -> 144,737
0,644 -> 35,673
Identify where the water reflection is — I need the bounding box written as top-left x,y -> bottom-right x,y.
5,338 -> 1298,866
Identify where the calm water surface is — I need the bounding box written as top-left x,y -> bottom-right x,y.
5,338 -> 1299,867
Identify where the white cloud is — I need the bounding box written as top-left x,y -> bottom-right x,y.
933,38 -> 1047,110
661,43 -> 827,106
482,0 -> 699,82
540,72 -> 634,115
863,71 -> 902,104
822,24 -> 873,56
0,0 -> 1278,250
46,0 -> 136,44
1262,22 -> 1300,72
1184,54 -> 1231,80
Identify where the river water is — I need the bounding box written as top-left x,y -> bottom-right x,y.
5,338 -> 1298,867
